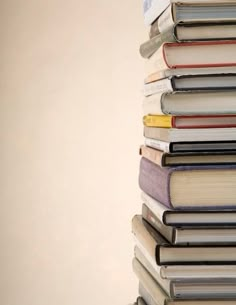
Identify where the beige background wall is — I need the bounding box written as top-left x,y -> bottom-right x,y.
1,1 -> 146,304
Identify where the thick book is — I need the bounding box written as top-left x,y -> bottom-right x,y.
143,75 -> 236,96
136,262 -> 236,305
145,138 -> 236,153
144,126 -> 236,142
141,23 -> 236,58
142,203 -> 236,244
139,157 -> 236,209
140,145 -> 236,167
142,192 -> 236,227
146,41 -> 236,76
132,215 -> 236,265
135,244 -> 236,280
143,0 -> 236,26
143,115 -> 236,129
134,256 -> 236,299
143,91 -> 236,116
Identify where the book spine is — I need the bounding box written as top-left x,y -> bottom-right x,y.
143,93 -> 165,115
132,215 -> 157,262
139,284 -> 160,305
135,244 -> 171,294
144,126 -> 169,142
135,244 -> 162,277
145,138 -> 170,153
144,78 -> 173,96
145,71 -> 168,83
140,145 -> 164,167
141,192 -> 168,222
139,157 -> 173,208
143,115 -> 173,128
133,258 -> 168,305
142,204 -> 174,244
157,5 -> 174,34
150,19 -> 160,39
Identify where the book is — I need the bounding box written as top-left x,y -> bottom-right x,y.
143,75 -> 236,96
142,203 -> 236,244
146,41 -> 236,76
156,2 -> 236,34
143,115 -> 236,129
144,66 -> 236,83
143,91 -> 236,116
145,138 -> 236,153
135,244 -> 236,280
141,23 -> 236,58
144,126 -> 236,142
136,261 -> 236,305
132,215 -> 236,265
142,192 -> 236,227
140,145 -> 236,167
134,256 -> 236,299
143,0 -> 236,27
139,157 -> 236,209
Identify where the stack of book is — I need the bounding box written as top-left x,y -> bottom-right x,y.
131,1 -> 236,305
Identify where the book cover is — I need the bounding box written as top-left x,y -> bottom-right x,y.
139,157 -> 236,209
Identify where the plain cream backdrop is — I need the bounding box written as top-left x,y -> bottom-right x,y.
1,1 -> 146,304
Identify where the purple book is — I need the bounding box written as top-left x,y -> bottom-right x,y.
139,157 -> 236,209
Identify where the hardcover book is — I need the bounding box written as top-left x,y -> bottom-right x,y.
143,91 -> 236,116
140,145 -> 236,167
139,157 -> 236,209
135,244 -> 236,280
136,261 -> 236,305
142,203 -> 236,244
133,256 -> 236,299
143,0 -> 236,26
144,126 -> 236,142
146,41 -> 236,76
143,75 -> 236,96
142,192 -> 236,227
145,138 -> 236,153
132,215 -> 236,265
143,115 -> 236,129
